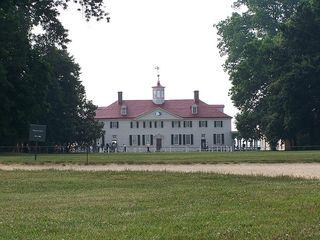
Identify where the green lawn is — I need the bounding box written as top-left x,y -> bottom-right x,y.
0,171 -> 319,239
1,151 -> 320,165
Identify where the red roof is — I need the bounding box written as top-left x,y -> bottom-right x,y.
95,99 -> 231,119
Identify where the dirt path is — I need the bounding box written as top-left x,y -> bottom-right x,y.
1,163 -> 320,179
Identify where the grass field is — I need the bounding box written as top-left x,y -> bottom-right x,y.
1,150 -> 320,165
0,170 -> 319,239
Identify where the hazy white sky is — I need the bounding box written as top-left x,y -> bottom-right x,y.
60,0 -> 237,127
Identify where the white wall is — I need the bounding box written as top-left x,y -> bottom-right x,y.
98,117 -> 232,150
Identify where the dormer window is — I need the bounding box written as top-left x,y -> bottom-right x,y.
120,105 -> 127,116
191,104 -> 198,115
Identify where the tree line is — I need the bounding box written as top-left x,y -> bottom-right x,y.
0,0 -> 106,146
217,0 -> 320,149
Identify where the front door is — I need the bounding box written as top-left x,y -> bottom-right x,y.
201,139 -> 207,150
156,138 -> 162,151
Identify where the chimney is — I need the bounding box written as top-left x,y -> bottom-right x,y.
118,91 -> 123,105
194,90 -> 199,103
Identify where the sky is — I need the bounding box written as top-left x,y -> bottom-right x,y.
59,0 -> 237,128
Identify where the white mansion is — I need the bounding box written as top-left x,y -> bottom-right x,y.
95,81 -> 233,152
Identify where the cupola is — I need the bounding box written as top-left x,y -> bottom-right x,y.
152,79 -> 165,105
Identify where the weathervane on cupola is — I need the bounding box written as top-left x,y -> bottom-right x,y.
152,66 -> 165,105
155,66 -> 160,85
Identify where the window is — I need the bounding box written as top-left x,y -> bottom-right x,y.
171,134 -> 180,145
142,135 -> 154,145
129,135 -> 141,146
120,106 -> 127,115
110,121 -> 119,129
145,135 -> 150,145
172,121 -> 181,128
217,134 -> 221,144
213,134 -> 225,145
143,121 -> 160,128
130,121 -> 139,128
143,121 -> 152,128
171,134 -> 193,145
191,104 -> 198,114
214,121 -> 223,128
183,121 -> 192,128
132,135 -> 138,145
153,121 -> 164,128
199,121 -> 208,128
185,134 -> 193,145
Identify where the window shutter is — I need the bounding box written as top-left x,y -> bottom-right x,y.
205,121 -> 207,127
183,134 -> 186,145
143,121 -> 146,128
213,134 -> 217,145
110,122 -> 112,128
142,135 -> 145,145
183,121 -> 186,128
172,121 -> 174,128
171,135 -> 174,145
191,134 -> 194,145
161,121 -> 164,128
190,121 -> 192,128
129,135 -> 132,146
154,121 -> 157,128
179,134 -> 182,145
138,135 -> 141,146
150,135 -> 153,145
199,121 -> 201,127
130,122 -> 133,128
214,121 -> 216,127
150,121 -> 152,128
178,121 -> 181,128
221,121 -> 223,128
136,122 -> 139,128
222,134 -> 225,145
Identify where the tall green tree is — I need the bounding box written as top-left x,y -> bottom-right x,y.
217,0 -> 320,148
40,47 -> 103,145
276,0 -> 320,146
0,0 -> 106,146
